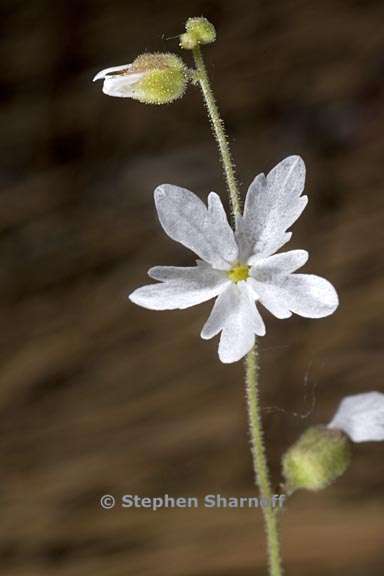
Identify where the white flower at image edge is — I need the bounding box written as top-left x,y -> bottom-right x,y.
129,156 -> 339,363
328,392 -> 384,442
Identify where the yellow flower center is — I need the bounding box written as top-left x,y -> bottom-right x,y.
228,263 -> 250,283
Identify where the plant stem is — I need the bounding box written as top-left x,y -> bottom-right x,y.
192,44 -> 284,576
246,349 -> 284,576
192,46 -> 241,217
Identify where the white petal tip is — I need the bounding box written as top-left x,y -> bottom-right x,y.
207,191 -> 219,203
285,154 -> 305,167
218,341 -> 256,364
154,185 -> 172,204
93,71 -> 105,82
93,63 -> 133,83
200,328 -> 218,341
218,351 -> 247,364
293,275 -> 339,318
328,392 -> 384,443
218,353 -> 237,364
322,288 -> 339,316
128,292 -> 137,304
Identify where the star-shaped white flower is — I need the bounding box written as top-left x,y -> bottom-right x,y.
328,392 -> 384,442
129,156 -> 339,363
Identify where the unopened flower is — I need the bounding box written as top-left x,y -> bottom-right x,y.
282,426 -> 351,494
129,156 -> 339,363
180,17 -> 216,50
328,391 -> 384,442
93,53 -> 187,104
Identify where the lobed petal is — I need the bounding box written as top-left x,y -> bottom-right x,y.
328,392 -> 384,442
280,274 -> 338,318
236,156 -> 307,260
249,271 -> 338,319
154,185 -> 238,270
201,283 -> 265,363
129,264 -> 229,310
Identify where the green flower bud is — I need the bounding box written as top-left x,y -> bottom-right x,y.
282,426 -> 351,494
93,53 -> 188,105
180,17 -> 216,50
179,32 -> 197,50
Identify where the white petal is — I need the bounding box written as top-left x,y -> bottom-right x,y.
201,283 -> 265,364
101,74 -> 144,98
248,249 -> 309,273
93,64 -> 133,81
200,287 -> 233,339
148,263 -> 225,282
207,193 -> 238,259
248,252 -> 308,319
129,265 -> 229,310
154,185 -> 238,270
236,156 -> 307,259
281,274 -> 338,318
249,273 -> 338,319
328,392 -> 384,442
248,278 -> 292,319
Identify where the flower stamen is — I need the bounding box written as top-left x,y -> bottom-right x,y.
228,263 -> 250,283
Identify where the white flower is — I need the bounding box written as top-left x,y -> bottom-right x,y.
92,54 -> 187,104
328,392 -> 384,442
129,156 -> 339,363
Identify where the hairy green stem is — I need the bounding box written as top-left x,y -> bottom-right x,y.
246,349 -> 284,576
192,46 -> 241,216
192,44 -> 284,576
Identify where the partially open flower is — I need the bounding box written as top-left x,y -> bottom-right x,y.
93,53 -> 188,104
282,391 -> 384,494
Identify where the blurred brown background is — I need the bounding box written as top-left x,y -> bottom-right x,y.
1,0 -> 384,574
